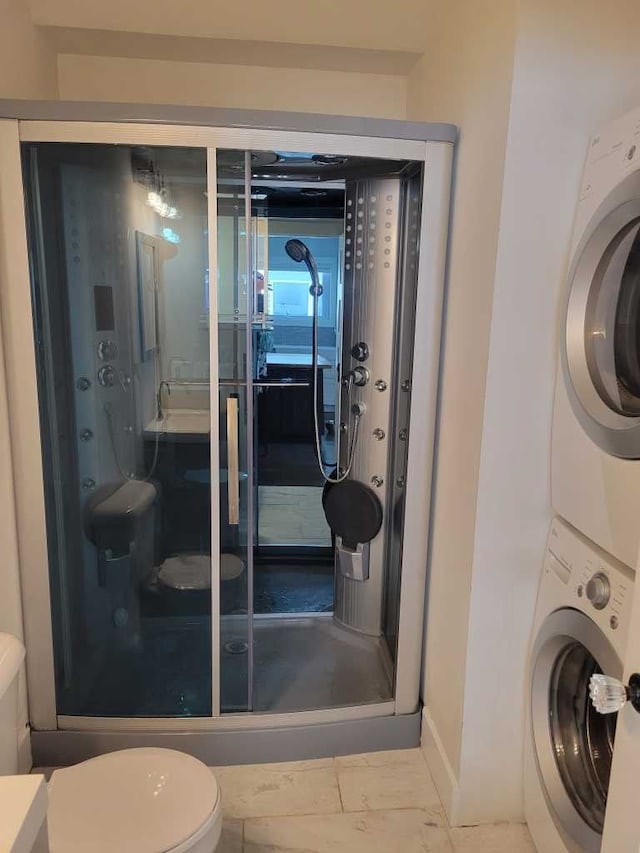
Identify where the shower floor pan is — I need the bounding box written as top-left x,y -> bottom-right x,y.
34,616 -> 413,768
221,615 -> 393,713
57,615 -> 392,718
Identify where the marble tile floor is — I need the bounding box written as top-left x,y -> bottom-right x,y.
36,748 -> 535,851
213,748 -> 537,852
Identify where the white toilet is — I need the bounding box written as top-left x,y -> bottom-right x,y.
0,633 -> 223,852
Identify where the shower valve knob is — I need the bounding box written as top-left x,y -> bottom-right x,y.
352,366 -> 370,387
97,339 -> 118,361
351,341 -> 369,362
97,365 -> 117,387
589,673 -> 640,715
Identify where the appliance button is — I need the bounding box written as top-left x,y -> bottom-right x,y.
586,572 -> 611,610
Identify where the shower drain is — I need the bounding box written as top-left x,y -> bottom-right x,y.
224,640 -> 249,655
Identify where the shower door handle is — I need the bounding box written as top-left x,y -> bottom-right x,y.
227,396 -> 240,526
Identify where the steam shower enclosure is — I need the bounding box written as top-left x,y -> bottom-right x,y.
0,104 -> 454,765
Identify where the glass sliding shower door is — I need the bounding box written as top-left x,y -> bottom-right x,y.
24,142 -> 212,717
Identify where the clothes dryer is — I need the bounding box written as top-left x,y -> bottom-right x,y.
552,104 -> 640,567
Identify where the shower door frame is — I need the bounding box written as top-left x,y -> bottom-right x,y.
0,112 -> 453,739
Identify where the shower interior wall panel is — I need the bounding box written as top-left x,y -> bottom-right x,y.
383,170 -> 422,662
335,177 -> 404,637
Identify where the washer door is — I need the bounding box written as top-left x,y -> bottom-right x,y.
530,609 -> 621,852
563,169 -> 640,457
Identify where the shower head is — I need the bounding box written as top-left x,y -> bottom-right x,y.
285,238 -> 322,296
285,239 -> 308,264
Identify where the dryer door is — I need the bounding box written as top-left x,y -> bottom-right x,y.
530,608 -> 622,853
563,169 -> 640,457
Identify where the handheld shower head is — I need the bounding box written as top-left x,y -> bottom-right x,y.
285,238 -> 322,296
285,238 -> 308,264
285,236 -> 359,485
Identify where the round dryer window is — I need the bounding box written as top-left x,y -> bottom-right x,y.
530,609 -> 621,853
563,169 -> 640,456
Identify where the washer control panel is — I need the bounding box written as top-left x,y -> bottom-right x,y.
546,517 -> 633,641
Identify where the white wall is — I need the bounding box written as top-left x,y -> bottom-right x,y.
406,0 -> 518,801
412,0 -> 640,826
57,54 -> 408,119
0,0 -> 57,99
29,0 -> 433,53
455,0 -> 640,824
0,121 -> 32,769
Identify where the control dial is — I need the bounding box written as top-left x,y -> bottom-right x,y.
586,572 -> 610,610
97,365 -> 117,387
351,341 -> 369,362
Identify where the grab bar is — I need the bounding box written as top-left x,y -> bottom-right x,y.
227,396 -> 240,525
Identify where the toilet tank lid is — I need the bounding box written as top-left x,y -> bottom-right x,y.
0,634 -> 24,699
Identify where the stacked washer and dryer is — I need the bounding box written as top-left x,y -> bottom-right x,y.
526,106 -> 640,852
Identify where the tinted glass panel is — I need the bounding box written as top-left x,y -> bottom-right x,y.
24,143 -> 211,716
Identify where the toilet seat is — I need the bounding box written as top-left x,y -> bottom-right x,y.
47,747 -> 222,852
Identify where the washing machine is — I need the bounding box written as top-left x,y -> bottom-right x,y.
552,104 -> 640,569
525,517 -> 634,852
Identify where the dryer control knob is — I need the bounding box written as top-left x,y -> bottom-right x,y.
586,572 -> 610,610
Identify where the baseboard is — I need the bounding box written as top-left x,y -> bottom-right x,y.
18,724 -> 33,773
421,706 -> 461,824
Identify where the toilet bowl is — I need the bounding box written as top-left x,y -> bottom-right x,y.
0,635 -> 221,850
47,747 -> 222,852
